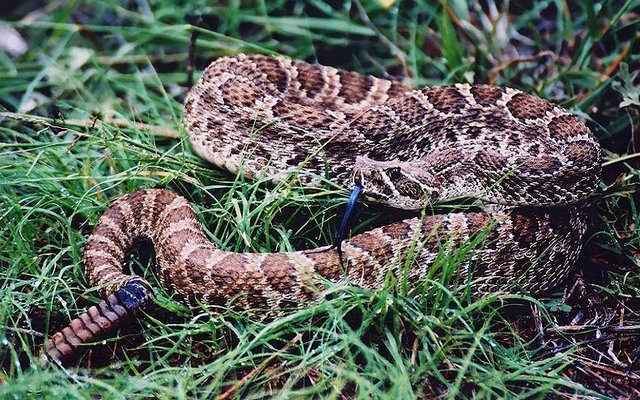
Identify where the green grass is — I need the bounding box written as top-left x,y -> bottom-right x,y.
1,0 -> 639,398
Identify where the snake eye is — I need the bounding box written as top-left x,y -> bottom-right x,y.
386,167 -> 402,180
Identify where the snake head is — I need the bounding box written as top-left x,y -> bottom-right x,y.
353,156 -> 439,210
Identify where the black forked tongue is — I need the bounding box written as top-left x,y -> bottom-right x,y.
333,182 -> 363,264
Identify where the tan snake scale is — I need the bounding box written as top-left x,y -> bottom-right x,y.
44,54 -> 601,363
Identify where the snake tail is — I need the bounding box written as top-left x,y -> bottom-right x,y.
43,278 -> 153,365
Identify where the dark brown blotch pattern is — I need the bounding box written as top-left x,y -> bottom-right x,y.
337,70 -> 374,104
381,219 -> 415,239
507,92 -> 553,120
247,55 -> 290,93
548,114 -> 589,139
520,155 -> 563,177
294,61 -> 325,98
424,86 -> 468,114
470,85 -> 505,106
220,79 -> 262,108
272,100 -> 334,130
348,232 -> 394,262
428,149 -> 464,174
386,81 -> 410,98
393,96 -> 431,126
565,141 -> 600,165
353,108 -> 397,142
260,254 -> 298,294
308,250 -> 341,281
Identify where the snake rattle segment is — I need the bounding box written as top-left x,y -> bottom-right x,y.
44,54 -> 601,365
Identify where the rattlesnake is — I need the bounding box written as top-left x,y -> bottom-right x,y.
43,54 -> 601,364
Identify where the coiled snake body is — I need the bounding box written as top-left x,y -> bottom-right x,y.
44,55 -> 601,364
